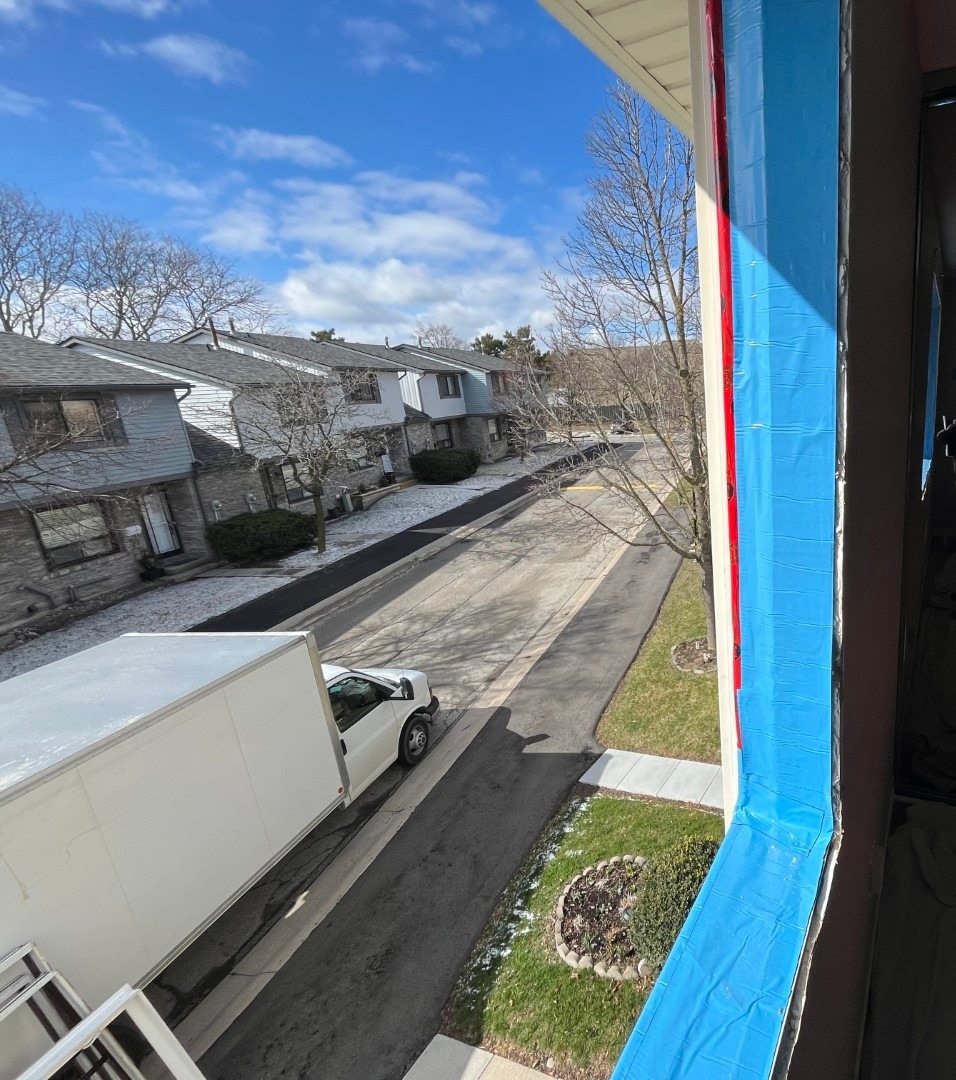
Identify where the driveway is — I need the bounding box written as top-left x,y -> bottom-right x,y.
187,470 -> 679,1079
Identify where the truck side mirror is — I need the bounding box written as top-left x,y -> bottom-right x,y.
400,677 -> 414,700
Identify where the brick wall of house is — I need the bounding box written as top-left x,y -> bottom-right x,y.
405,420 -> 433,456
0,499 -> 144,636
454,416 -> 508,461
195,463 -> 274,522
163,478 -> 212,560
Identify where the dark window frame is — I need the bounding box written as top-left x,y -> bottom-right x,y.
433,422 -> 453,449
487,416 -> 503,442
281,463 -> 313,504
8,393 -> 127,451
489,372 -> 507,395
31,499 -> 119,569
437,374 -> 461,399
345,376 -> 382,404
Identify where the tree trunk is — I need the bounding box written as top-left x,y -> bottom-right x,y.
313,494 -> 327,554
699,552 -> 717,653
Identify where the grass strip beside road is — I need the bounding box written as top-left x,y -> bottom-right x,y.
445,794 -> 723,1080
598,561 -> 720,764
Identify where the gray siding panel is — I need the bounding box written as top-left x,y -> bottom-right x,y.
461,371 -> 492,414
0,389 -> 195,509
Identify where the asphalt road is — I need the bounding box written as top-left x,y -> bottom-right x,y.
196,482 -> 679,1079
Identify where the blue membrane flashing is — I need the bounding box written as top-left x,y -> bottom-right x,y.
611,0 -> 839,1076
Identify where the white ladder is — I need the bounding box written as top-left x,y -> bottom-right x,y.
0,944 -> 206,1080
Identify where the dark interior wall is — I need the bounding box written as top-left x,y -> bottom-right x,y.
788,2 -> 922,1076
897,168 -> 943,696
932,277 -> 956,526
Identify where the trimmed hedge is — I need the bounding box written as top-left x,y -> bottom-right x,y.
410,447 -> 482,484
206,509 -> 316,564
629,837 -> 719,970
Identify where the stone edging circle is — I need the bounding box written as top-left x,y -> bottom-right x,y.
553,855 -> 654,980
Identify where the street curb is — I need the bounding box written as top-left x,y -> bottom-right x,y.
269,487 -> 540,631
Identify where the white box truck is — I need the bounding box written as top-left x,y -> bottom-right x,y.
0,631 -> 438,1077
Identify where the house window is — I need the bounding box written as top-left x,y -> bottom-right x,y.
346,442 -> 375,471
437,374 -> 461,398
33,502 -> 116,567
19,396 -> 121,447
345,376 -> 381,404
490,372 -> 507,395
433,422 -> 453,449
282,464 -> 312,503
487,417 -> 503,442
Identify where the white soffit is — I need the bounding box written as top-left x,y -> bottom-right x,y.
538,0 -> 693,138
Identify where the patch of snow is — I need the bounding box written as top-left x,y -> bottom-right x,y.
0,575 -> 294,683
281,446 -> 571,570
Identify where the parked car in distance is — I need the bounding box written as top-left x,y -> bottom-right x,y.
611,419 -> 636,434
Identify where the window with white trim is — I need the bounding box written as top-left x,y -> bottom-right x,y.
33,502 -> 116,566
433,422 -> 453,449
15,396 -> 124,448
345,376 -> 381,404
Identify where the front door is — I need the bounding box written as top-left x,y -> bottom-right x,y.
327,674 -> 400,798
140,492 -> 181,555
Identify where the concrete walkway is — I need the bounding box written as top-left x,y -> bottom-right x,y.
405,1036 -> 553,1080
580,748 -> 723,810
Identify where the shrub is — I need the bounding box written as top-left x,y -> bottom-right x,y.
206,509 -> 316,564
629,837 -> 719,970
410,447 -> 482,483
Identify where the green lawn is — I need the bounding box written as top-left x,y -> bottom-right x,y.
598,562 -> 720,764
446,795 -> 723,1080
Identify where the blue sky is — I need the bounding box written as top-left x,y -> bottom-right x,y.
0,0 -> 613,343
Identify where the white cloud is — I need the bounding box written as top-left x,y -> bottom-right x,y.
71,99 -> 240,203
276,256 -> 552,345
115,33 -> 250,84
1,0 -> 180,22
444,35 -> 482,57
518,166 -> 544,185
211,125 -> 353,169
343,18 -> 433,75
200,192 -> 277,254
0,82 -> 45,116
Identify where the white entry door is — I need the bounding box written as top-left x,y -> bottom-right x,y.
140,492 -> 180,555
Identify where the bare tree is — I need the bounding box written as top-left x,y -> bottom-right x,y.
415,321 -> 464,349
511,84 -> 713,647
230,364 -> 387,554
65,214 -> 281,341
0,185 -> 79,339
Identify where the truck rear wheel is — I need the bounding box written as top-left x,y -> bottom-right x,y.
399,713 -> 430,765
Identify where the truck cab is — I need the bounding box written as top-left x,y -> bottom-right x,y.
322,663 -> 439,800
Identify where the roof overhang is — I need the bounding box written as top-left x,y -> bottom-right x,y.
537,0 -> 693,138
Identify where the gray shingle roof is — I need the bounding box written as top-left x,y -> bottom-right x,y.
224,333 -> 410,373
70,338 -> 326,387
0,333 -> 189,391
396,344 -> 515,373
335,340 -> 461,374
403,403 -> 431,422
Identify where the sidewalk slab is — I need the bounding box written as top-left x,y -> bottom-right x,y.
403,1036 -> 493,1080
656,759 -> 720,804
581,749 -> 723,810
403,1036 -> 552,1080
579,747 -> 643,789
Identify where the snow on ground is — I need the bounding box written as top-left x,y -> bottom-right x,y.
0,575 -> 294,682
280,446 -> 570,570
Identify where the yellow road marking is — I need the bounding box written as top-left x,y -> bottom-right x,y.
565,485 -> 605,490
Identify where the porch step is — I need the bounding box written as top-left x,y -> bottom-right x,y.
160,556 -> 223,582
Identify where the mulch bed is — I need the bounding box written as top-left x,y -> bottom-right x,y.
560,861 -> 645,971
670,637 -> 717,675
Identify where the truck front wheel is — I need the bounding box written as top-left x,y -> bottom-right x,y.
399,714 -> 430,765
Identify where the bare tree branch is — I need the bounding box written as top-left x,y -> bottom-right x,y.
507,85 -> 715,647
